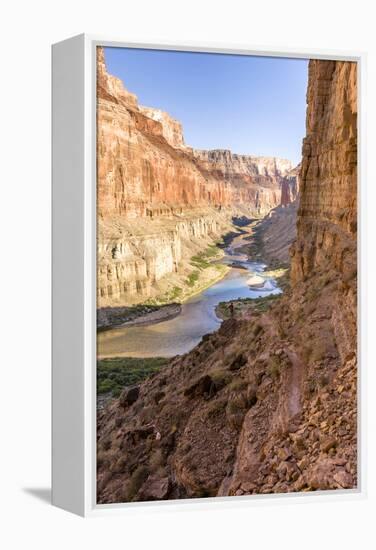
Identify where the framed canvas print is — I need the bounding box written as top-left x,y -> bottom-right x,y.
52,35 -> 365,516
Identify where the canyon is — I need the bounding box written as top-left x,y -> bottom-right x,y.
97,48 -> 298,307
97,58 -> 357,503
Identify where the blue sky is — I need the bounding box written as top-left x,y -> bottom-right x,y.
103,47 -> 308,166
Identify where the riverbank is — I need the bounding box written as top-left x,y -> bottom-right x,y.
97,303 -> 182,331
97,356 -> 170,408
146,243 -> 231,305
214,222 -> 290,320
235,218 -> 292,292
148,263 -> 230,306
97,242 -> 232,331
215,293 -> 281,320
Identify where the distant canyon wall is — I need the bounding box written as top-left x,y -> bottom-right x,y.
281,164 -> 300,206
97,47 -> 298,306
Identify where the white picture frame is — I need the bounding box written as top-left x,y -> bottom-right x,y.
52,34 -> 366,517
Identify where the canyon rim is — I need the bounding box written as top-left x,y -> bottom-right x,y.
96,47 -> 357,504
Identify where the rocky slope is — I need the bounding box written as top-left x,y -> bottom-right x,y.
97,58 -> 357,503
97,47 -> 297,306
250,164 -> 300,266
252,202 -> 299,266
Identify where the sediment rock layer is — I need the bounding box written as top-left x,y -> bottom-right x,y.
192,149 -> 293,217
97,59 -> 357,503
281,165 -> 300,206
291,61 -> 357,285
97,47 -> 297,305
97,47 -> 293,220
97,209 -> 233,305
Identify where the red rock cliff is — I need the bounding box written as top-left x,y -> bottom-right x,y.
291,61 -> 357,284
280,164 -> 300,206
97,47 -> 297,305
291,60 -> 357,363
97,48 -> 294,220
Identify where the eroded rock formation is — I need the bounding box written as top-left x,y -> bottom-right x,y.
192,149 -> 293,216
281,164 -> 300,206
97,47 -> 297,306
97,58 -> 357,503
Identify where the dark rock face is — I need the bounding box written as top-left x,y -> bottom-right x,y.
119,386 -> 140,408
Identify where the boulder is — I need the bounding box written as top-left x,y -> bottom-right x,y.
138,476 -> 170,501
120,386 -> 140,408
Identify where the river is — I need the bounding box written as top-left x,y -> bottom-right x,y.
97,231 -> 282,358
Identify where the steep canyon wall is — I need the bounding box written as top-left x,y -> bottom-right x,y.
291,60 -> 357,363
97,47 -> 297,306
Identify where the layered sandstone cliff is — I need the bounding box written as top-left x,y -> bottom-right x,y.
193,149 -> 293,216
291,61 -> 357,286
97,59 -> 357,503
291,60 -> 357,365
281,164 -> 300,206
97,47 -> 297,306
97,48 -> 293,221
97,210 -> 233,305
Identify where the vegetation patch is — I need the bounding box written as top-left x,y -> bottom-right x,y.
97,356 -> 169,397
210,368 -> 232,389
127,465 -> 149,501
227,398 -> 246,414
169,286 -> 183,300
207,396 -> 228,418
146,243 -> 229,305
228,378 -> 248,392
186,270 -> 200,287
268,355 -> 282,379
190,244 -> 223,270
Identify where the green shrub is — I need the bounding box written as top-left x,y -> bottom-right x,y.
186,270 -> 200,286
190,244 -> 221,270
210,369 -> 232,389
227,397 -> 246,414
228,378 -> 248,392
207,397 -> 228,417
268,356 -> 281,379
127,465 -> 149,501
170,286 -> 182,299
97,357 -> 169,397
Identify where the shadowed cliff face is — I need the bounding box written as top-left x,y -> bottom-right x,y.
96,47 -> 298,306
281,164 -> 300,206
97,58 -> 357,504
291,60 -> 357,365
291,61 -> 357,285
